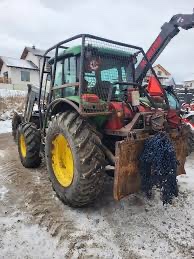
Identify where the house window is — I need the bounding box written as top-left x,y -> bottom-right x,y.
157,71 -> 162,76
21,71 -> 30,82
3,72 -> 8,79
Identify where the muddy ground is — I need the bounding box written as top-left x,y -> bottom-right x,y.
0,133 -> 194,259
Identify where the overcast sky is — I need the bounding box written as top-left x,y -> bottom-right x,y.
0,0 -> 193,82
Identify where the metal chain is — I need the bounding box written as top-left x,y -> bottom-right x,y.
139,132 -> 179,205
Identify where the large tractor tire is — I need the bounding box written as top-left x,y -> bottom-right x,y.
45,111 -> 106,207
12,112 -> 23,142
17,123 -> 41,168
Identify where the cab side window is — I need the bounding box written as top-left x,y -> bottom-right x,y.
64,57 -> 76,83
52,56 -> 79,98
63,57 -> 78,97
54,61 -> 63,86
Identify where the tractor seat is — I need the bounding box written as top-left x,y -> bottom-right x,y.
93,81 -> 115,101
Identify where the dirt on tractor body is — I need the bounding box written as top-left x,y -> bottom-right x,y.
0,133 -> 194,259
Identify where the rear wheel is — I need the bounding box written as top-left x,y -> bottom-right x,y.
45,111 -> 106,207
18,123 -> 41,168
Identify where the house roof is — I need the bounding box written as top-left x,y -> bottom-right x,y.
153,64 -> 171,76
21,46 -> 50,59
0,56 -> 39,71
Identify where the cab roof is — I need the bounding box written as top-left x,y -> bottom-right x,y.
48,45 -> 132,64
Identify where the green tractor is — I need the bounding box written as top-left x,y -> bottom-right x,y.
13,22 -> 193,207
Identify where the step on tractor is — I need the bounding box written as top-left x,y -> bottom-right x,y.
13,11 -> 194,207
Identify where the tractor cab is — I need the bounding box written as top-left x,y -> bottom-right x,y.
47,43 -> 140,109
40,35 -> 172,135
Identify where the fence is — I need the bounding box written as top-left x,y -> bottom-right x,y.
0,77 -> 11,84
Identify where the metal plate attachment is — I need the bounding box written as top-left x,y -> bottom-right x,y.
114,129 -> 188,200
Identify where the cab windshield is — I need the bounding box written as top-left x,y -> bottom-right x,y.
83,53 -> 135,101
50,47 -> 137,102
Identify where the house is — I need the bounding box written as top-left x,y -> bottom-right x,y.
0,56 -> 39,88
21,46 -> 50,71
0,46 -> 51,90
153,64 -> 171,83
145,64 -> 172,85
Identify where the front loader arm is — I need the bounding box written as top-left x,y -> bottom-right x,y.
135,11 -> 194,82
24,84 -> 47,122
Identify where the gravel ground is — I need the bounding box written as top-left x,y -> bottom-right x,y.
0,133 -> 194,259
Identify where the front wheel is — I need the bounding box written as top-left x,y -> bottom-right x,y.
45,112 -> 106,207
17,123 -> 42,168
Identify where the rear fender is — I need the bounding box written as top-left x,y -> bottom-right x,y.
50,98 -> 79,116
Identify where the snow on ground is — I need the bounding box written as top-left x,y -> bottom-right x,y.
0,90 -> 194,258
178,154 -> 194,188
0,120 -> 12,133
0,89 -> 26,98
0,134 -> 193,258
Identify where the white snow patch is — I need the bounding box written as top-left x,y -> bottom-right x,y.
0,217 -> 69,259
0,89 -> 26,98
0,120 -> 12,133
0,150 -> 5,158
0,110 -> 13,121
178,153 -> 194,188
33,103 -> 38,111
0,186 -> 8,201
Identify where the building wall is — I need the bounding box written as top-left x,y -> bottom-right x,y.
25,52 -> 40,68
154,66 -> 167,77
0,63 -> 11,78
145,66 -> 171,85
25,51 -> 45,71
10,67 -> 39,86
153,66 -> 170,84
25,51 -> 47,80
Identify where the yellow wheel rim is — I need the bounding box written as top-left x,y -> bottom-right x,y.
20,134 -> 27,158
51,134 -> 74,187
